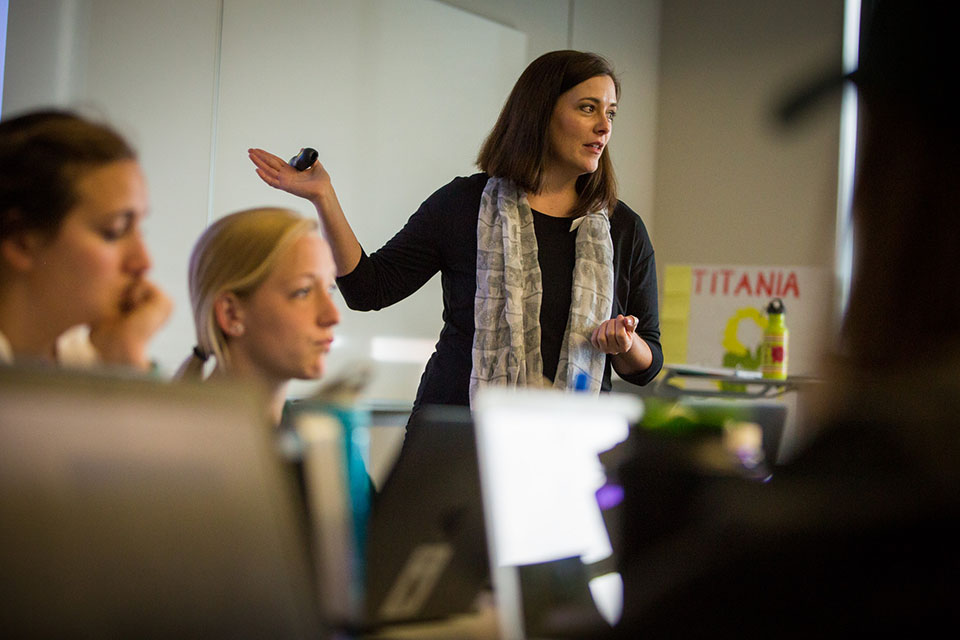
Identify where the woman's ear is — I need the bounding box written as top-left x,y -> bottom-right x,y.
0,229 -> 44,273
213,292 -> 246,337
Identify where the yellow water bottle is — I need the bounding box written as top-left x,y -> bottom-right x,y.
761,298 -> 788,379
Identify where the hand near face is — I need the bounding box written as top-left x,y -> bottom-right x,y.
89,278 -> 172,370
248,148 -> 331,203
591,314 -> 638,355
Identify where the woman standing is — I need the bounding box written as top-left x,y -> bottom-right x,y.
0,110 -> 171,369
249,50 -> 661,414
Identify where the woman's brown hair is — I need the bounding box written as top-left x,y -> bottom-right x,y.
477,50 -> 621,218
0,109 -> 136,242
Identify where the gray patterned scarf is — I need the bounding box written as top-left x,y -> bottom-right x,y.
470,177 -> 614,405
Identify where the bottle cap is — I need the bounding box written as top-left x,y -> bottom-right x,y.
574,371 -> 589,391
766,298 -> 785,314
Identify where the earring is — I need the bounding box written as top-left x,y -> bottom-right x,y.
232,323 -> 244,336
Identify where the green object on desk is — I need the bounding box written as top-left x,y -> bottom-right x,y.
639,397 -> 747,435
721,347 -> 762,393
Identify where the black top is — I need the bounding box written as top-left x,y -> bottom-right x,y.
532,209 -> 576,383
336,173 -> 663,412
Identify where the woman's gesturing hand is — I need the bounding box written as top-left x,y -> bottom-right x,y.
248,147 -> 362,276
248,147 -> 331,203
591,314 -> 638,355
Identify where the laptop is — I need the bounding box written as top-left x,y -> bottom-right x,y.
363,404 -> 490,625
292,402 -> 490,631
0,365 -> 323,637
472,388 -> 644,639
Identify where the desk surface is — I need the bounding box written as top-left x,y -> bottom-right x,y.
654,364 -> 822,398
363,593 -> 499,639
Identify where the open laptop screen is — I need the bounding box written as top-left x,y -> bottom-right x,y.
473,388 -> 643,639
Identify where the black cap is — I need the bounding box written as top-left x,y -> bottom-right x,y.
777,1 -> 954,124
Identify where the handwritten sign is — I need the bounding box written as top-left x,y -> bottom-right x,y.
662,264 -> 832,376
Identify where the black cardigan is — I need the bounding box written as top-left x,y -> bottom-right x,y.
336,173 -> 663,412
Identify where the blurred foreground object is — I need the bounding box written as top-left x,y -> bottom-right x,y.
613,1 -> 960,635
0,365 -> 321,637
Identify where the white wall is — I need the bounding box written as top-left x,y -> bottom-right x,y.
653,0 -> 843,269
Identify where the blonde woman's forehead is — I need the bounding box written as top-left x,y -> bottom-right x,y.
267,233 -> 335,280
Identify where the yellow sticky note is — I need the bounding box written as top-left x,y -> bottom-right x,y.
661,320 -> 689,365
664,265 -> 693,294
660,265 -> 693,364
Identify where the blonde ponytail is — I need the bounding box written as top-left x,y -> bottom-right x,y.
173,346 -> 209,381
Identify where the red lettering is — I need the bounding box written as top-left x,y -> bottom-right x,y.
781,272 -> 800,298
733,273 -> 752,296
720,269 -> 734,294
775,271 -> 783,296
693,268 -> 706,294
710,270 -> 718,294
756,271 -> 774,297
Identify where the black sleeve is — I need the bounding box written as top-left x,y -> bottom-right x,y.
622,250 -> 663,386
615,206 -> 663,387
335,188 -> 445,312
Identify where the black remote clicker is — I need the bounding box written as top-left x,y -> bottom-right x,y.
289,147 -> 318,171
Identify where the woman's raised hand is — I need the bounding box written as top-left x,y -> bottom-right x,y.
248,147 -> 330,203
249,147 -> 362,276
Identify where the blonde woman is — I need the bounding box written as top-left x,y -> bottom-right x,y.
176,208 -> 339,426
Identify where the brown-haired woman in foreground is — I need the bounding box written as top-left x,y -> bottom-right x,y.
0,109 -> 171,369
249,50 -> 662,418
175,207 -> 339,426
